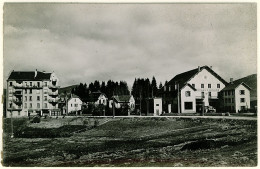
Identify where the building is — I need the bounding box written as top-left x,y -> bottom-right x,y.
87,91 -> 108,106
67,94 -> 83,114
145,97 -> 163,116
222,79 -> 251,113
160,66 -> 228,113
109,95 -> 135,115
6,70 -> 60,118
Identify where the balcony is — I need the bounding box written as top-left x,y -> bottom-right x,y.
48,91 -> 58,96
14,91 -> 23,96
13,83 -> 23,88
13,99 -> 22,105
48,98 -> 60,103
48,84 -> 60,89
24,85 -> 43,89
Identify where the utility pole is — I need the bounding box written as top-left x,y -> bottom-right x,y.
177,84 -> 180,114
10,103 -> 14,138
139,88 -> 142,116
112,91 -> 115,118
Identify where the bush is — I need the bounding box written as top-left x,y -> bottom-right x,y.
31,116 -> 41,123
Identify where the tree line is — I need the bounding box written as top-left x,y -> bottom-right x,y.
69,77 -> 163,103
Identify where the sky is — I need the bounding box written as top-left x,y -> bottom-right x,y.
3,3 -> 257,88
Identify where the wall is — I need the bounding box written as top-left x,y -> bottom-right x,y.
235,85 -> 250,112
180,85 -> 196,113
67,98 -> 82,113
153,98 -> 162,116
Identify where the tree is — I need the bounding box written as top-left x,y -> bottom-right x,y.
151,76 -> 158,97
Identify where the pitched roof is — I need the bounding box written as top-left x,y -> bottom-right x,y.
87,92 -> 107,102
222,81 -> 251,91
166,66 -> 228,89
7,71 -> 51,81
113,95 -> 132,103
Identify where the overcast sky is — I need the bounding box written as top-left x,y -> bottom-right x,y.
3,3 -> 257,88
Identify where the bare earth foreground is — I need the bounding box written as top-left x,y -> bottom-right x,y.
2,117 -> 257,167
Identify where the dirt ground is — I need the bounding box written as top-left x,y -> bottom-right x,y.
2,117 -> 257,167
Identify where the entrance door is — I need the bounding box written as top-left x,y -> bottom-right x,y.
168,104 -> 171,113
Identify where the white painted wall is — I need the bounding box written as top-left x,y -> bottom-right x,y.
67,98 -> 82,113
235,84 -> 250,112
153,98 -> 162,116
188,68 -> 226,99
181,85 -> 196,113
94,94 -> 108,106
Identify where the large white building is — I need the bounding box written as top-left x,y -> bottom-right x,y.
160,66 -> 228,113
222,80 -> 251,113
67,94 -> 83,114
6,70 -> 60,118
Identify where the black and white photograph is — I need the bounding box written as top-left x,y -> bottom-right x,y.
2,2 -> 257,167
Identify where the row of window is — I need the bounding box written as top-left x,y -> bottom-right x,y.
224,98 -> 245,103
165,83 -> 221,92
223,90 -> 245,96
24,103 -> 47,109
185,91 -> 212,97
9,81 -> 48,87
24,96 -> 48,101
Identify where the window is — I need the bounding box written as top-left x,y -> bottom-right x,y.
44,103 -> 47,108
75,104 -> 78,107
208,84 -> 211,88
9,103 -> 12,108
71,104 -> 73,107
37,82 -> 40,87
209,92 -> 211,97
217,84 -> 220,88
156,104 -> 159,106
44,96 -> 47,101
45,82 -> 47,86
36,89 -> 40,94
29,103 -> 32,108
24,103 -> 27,108
30,82 -> 32,86
44,89 -> 47,94
184,102 -> 193,110
201,84 -> 204,88
240,90 -> 245,95
37,103 -> 40,108
201,92 -> 205,98
29,89 -> 32,94
29,96 -> 32,101
25,82 -> 27,86
192,84 -> 195,88
9,82 -> 13,86
25,89 -> 27,94
241,106 -> 246,110
37,96 -> 40,101
240,98 -> 245,103
99,100 -> 102,104
169,86 -> 171,91
75,99 -> 76,102
185,91 -> 191,97
25,96 -> 27,101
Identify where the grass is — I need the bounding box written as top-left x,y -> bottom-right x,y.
2,117 -> 257,167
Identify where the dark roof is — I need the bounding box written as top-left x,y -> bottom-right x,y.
166,66 -> 228,89
87,92 -> 107,102
222,81 -> 251,91
7,71 -> 51,81
181,83 -> 196,91
113,95 -> 132,103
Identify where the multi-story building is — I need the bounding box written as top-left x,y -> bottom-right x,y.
222,79 -> 251,113
109,95 -> 135,115
6,70 -> 60,118
160,66 -> 228,113
67,94 -> 83,114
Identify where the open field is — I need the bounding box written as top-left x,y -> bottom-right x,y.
2,117 -> 257,167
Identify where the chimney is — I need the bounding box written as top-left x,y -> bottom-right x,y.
198,66 -> 201,71
34,69 -> 38,78
230,78 -> 233,84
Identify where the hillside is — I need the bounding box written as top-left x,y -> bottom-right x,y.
59,84 -> 78,94
233,74 -> 257,101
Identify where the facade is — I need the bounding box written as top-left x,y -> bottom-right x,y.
160,66 -> 227,113
109,95 -> 135,115
87,91 -> 108,106
67,94 -> 83,114
222,81 -> 251,113
6,70 -> 60,118
146,97 -> 163,116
